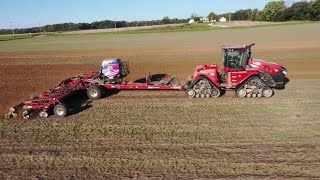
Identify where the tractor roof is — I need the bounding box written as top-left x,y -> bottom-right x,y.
102,58 -> 120,61
222,43 -> 255,51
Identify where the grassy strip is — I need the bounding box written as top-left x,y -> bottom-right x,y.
0,33 -> 44,41
57,21 -> 320,37
228,21 -> 320,30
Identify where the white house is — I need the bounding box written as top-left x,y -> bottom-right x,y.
188,19 -> 195,24
219,17 -> 227,23
201,17 -> 209,23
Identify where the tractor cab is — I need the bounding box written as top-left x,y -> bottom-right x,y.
220,44 -> 255,88
222,43 -> 255,72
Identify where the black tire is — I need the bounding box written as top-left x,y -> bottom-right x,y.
54,103 -> 68,118
87,85 -> 102,100
210,88 -> 221,98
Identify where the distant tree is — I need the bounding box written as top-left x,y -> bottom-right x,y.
251,9 -> 259,21
208,12 -> 217,21
285,1 -> 311,20
232,9 -> 252,20
194,17 -> 201,23
0,18 -> 190,34
310,0 -> 320,20
256,11 -> 266,21
78,23 -> 91,30
162,16 -> 171,24
263,1 -> 286,21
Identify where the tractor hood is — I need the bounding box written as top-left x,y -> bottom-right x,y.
248,59 -> 287,75
194,64 -> 218,72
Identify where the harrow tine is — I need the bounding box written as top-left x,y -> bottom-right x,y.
22,110 -> 31,120
4,107 -> 16,119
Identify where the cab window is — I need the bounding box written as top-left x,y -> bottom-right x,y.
223,50 -> 245,69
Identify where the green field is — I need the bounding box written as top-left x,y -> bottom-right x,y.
0,33 -> 44,41
0,21 -> 317,43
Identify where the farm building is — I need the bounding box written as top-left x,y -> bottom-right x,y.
219,17 -> 227,22
188,19 -> 195,24
201,17 -> 209,23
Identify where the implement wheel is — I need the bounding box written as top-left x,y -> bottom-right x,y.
87,85 -> 102,100
186,89 -> 196,98
54,103 -> 68,118
39,111 -> 49,118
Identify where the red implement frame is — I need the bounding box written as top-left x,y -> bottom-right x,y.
103,83 -> 184,91
16,71 -> 183,118
20,72 -> 100,118
101,74 -> 183,90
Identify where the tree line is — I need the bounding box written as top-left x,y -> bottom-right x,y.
0,18 -> 188,35
1,0 -> 319,35
210,0 -> 320,22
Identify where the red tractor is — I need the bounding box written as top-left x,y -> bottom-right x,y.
185,43 -> 289,98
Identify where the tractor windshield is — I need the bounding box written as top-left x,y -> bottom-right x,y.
223,50 -> 245,70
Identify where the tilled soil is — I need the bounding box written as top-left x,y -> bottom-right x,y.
0,79 -> 319,179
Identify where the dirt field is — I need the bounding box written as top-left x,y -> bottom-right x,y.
0,23 -> 319,179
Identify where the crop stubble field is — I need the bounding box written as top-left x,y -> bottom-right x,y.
0,23 -> 319,178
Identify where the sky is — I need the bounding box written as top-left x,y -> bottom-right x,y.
1,0 -> 275,29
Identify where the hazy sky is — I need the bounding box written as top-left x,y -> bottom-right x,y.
1,0 -> 274,29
